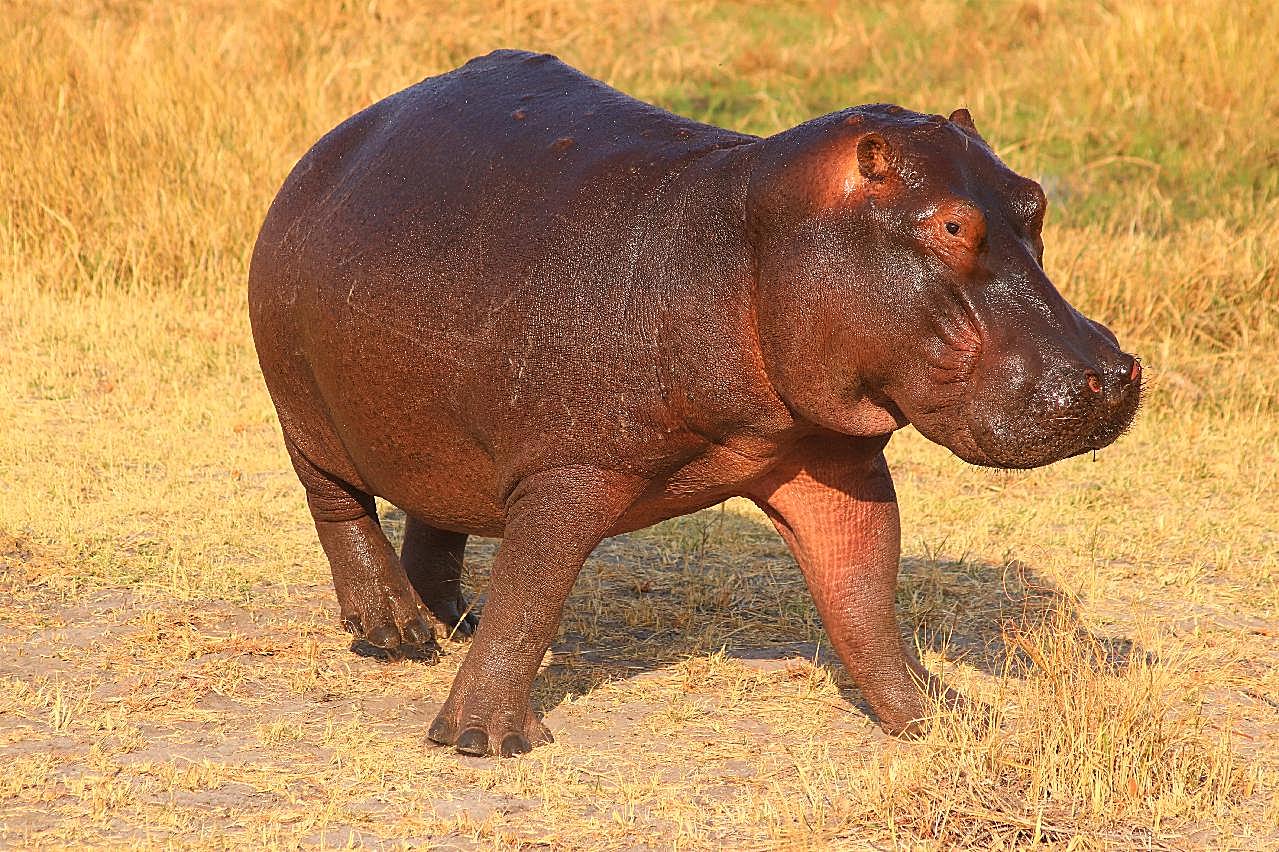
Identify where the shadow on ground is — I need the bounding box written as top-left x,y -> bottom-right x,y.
379,503 -> 1147,727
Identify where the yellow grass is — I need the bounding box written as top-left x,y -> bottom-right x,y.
1,0 -> 1277,847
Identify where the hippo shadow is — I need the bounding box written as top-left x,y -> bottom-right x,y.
379,504 -> 1146,723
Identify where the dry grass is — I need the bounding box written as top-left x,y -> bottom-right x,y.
1,0 -> 1277,848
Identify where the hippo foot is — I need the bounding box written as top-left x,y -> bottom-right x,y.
342,611 -> 440,663
422,593 -> 480,641
879,714 -> 931,739
426,700 -> 552,757
874,678 -> 992,740
880,704 -> 995,740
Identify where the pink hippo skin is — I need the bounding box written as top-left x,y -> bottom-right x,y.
249,51 -> 1141,756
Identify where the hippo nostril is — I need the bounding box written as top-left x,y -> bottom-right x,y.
1085,370 -> 1102,394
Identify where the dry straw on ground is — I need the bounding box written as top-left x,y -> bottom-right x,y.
1,0 -> 1276,848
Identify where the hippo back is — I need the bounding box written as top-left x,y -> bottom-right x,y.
248,50 -> 777,515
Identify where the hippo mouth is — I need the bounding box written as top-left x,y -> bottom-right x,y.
963,381 -> 1141,470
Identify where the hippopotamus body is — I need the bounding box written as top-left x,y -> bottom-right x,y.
249,50 -> 1141,756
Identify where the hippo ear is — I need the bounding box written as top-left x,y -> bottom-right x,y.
949,108 -> 978,133
855,133 -> 894,182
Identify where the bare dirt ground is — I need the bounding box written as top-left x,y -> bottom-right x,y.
1,481 -> 1276,848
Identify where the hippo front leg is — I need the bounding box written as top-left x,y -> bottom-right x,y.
427,466 -> 645,757
751,439 -> 958,736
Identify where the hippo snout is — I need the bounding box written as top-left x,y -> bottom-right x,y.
1083,350 -> 1142,410
1072,344 -> 1142,454
970,335 -> 1142,469
1054,321 -> 1142,416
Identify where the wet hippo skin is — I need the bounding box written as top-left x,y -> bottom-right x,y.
249,50 -> 1142,756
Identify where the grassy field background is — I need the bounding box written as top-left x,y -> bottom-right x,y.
1,0 -> 1277,847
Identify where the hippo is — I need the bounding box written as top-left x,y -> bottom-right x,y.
248,50 -> 1141,757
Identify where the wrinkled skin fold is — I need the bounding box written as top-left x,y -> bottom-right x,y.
248,50 -> 1142,756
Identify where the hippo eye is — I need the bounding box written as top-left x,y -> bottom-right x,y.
929,204 -> 986,263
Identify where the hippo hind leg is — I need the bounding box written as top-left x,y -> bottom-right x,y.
401,517 -> 479,640
285,437 -> 440,661
428,466 -> 645,756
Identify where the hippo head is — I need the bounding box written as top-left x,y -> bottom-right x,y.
746,105 -> 1141,468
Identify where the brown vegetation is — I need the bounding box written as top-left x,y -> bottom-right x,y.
1,0 -> 1276,847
